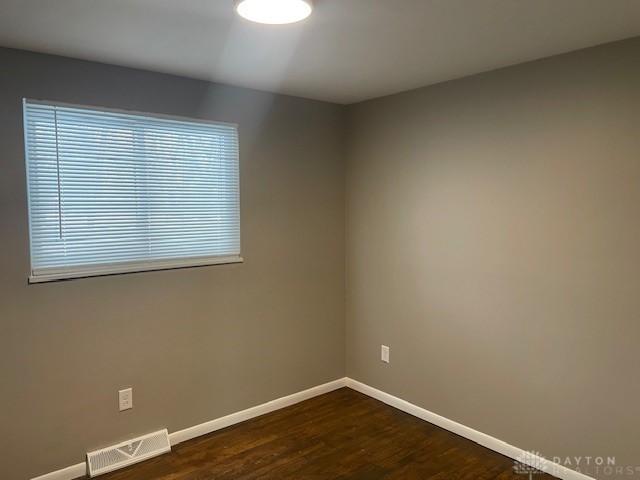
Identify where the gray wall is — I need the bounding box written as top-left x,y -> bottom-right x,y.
0,48 -> 345,480
4,36 -> 640,480
346,37 -> 640,477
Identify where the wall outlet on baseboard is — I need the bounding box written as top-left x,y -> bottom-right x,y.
119,388 -> 133,411
381,345 -> 390,363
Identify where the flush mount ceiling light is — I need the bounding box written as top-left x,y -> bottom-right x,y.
235,0 -> 313,25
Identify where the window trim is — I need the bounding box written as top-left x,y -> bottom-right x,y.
28,254 -> 243,284
23,98 -> 239,129
23,99 -> 243,284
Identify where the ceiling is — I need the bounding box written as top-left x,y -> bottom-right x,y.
1,0 -> 640,104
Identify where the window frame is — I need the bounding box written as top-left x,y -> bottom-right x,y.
23,99 -> 243,283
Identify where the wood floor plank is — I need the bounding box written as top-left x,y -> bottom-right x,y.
81,388 -> 556,480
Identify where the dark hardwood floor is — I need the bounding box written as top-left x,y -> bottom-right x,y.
83,388 -> 555,479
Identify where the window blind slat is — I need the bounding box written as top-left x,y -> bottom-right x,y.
24,100 -> 241,281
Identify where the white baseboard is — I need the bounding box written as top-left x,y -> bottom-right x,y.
169,378 -> 347,445
30,378 -> 348,480
345,378 -> 594,480
31,377 -> 594,480
31,463 -> 87,480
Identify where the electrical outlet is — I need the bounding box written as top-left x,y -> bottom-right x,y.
119,388 -> 133,411
381,345 -> 390,363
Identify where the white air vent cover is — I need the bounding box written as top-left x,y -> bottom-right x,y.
86,429 -> 171,477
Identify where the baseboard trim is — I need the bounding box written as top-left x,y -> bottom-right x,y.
345,378 -> 594,480
31,463 -> 87,480
169,378 -> 347,445
30,377 -> 594,480
30,378 -> 348,480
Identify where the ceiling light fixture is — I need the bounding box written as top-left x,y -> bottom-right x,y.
235,0 -> 313,25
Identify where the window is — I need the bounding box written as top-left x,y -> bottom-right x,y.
23,100 -> 241,283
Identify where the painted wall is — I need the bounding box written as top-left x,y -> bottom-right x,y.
4,35 -> 640,480
346,37 -> 640,477
0,48 -> 345,480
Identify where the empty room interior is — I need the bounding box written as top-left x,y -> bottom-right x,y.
1,1 -> 640,479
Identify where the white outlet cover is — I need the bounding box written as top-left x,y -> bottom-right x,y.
381,345 -> 390,363
119,388 -> 133,411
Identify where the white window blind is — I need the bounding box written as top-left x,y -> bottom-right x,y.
24,100 -> 241,283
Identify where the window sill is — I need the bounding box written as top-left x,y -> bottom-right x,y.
28,255 -> 244,284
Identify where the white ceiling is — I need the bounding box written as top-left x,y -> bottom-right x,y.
1,0 -> 640,104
